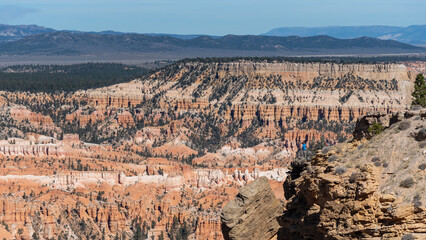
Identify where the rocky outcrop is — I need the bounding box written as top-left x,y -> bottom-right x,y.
221,177 -> 283,240
222,109 -> 426,240
281,110 -> 426,239
353,108 -> 426,140
286,110 -> 426,239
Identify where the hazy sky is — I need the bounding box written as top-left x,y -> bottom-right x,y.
0,0 -> 425,35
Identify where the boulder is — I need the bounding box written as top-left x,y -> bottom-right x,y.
414,127 -> 426,141
221,177 -> 283,240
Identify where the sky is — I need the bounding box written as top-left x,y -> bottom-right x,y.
0,0 -> 425,35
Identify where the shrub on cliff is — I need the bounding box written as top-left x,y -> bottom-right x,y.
400,177 -> 414,188
368,122 -> 384,135
412,73 -> 426,107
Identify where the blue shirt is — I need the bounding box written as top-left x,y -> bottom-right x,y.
302,143 -> 307,150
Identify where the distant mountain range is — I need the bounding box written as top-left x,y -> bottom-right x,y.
264,25 -> 426,46
2,24 -> 425,46
0,24 -> 214,42
0,24 -> 424,60
0,31 -> 423,57
0,24 -> 55,42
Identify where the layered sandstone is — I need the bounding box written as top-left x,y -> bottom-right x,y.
82,61 -> 414,123
225,104 -> 401,126
0,138 -> 64,157
81,80 -> 147,109
71,60 -> 416,159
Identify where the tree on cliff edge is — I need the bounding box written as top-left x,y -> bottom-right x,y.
412,73 -> 426,107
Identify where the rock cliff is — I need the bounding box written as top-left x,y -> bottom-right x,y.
68,59 -> 416,159
85,61 -> 414,122
222,108 -> 426,240
0,60 -> 417,161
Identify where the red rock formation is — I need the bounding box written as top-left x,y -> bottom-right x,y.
0,197 -> 58,239
226,104 -> 402,126
0,198 -> 33,225
195,216 -> 223,240
77,204 -> 127,234
90,95 -> 143,109
117,111 -> 135,127
10,107 -> 54,127
172,98 -> 210,112
65,109 -> 107,126
0,60 -> 420,239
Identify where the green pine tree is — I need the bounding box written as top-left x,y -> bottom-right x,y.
412,73 -> 426,107
32,232 -> 39,240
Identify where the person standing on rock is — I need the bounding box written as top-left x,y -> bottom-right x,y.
302,142 -> 307,159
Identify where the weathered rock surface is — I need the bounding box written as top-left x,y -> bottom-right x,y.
281,109 -> 426,239
221,177 -> 283,240
222,109 -> 426,240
